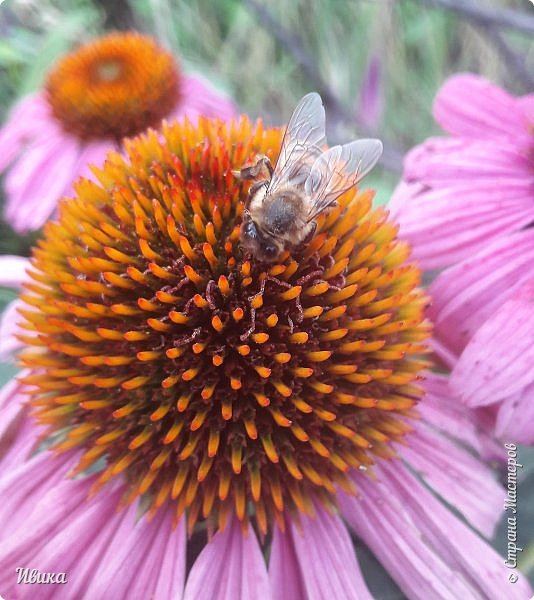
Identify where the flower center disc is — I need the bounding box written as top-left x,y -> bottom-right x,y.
95,60 -> 122,82
45,32 -> 180,140
19,117 -> 430,535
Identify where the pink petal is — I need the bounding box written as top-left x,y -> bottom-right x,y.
0,480 -> 125,600
64,139 -> 114,198
387,180 -> 424,220
397,372 -> 504,535
340,461 -> 532,599
391,180 -> 534,270
433,74 -> 531,143
269,523 -> 307,599
271,506 -> 373,600
495,382 -> 534,444
519,93 -> 534,124
0,373 -> 43,472
450,281 -> 534,407
171,74 -> 236,123
427,337 -> 457,370
0,255 -> 30,288
404,137 -> 533,186
0,93 -> 51,171
82,502 -> 186,600
183,516 -> 271,600
416,373 -> 504,461
0,450 -> 80,539
429,230 -> 534,354
471,405 -> 508,462
0,409 -> 41,474
4,133 -> 80,233
392,137 -> 534,270
340,473 -> 471,599
397,424 -> 503,536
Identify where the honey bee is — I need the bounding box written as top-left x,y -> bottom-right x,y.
235,92 -> 383,262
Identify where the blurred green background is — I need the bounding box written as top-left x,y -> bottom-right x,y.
0,0 -> 533,597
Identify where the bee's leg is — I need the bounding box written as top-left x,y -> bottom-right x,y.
244,179 -> 269,209
259,155 -> 274,178
302,221 -> 317,244
233,155 -> 273,181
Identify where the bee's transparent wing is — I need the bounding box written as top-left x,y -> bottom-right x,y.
304,139 -> 383,221
268,93 -> 327,194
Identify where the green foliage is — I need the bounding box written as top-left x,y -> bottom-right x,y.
0,286 -> 17,312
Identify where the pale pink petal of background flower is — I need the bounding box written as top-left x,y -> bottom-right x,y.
5,133 -> 81,232
0,94 -> 51,171
183,516 -> 271,600
450,281 -> 534,406
0,256 -> 32,360
391,75 -> 534,276
171,74 -> 236,122
0,254 -> 29,287
65,139 -> 114,196
433,74 -> 531,143
387,180 -> 423,219
83,502 -> 186,600
429,230 -> 534,355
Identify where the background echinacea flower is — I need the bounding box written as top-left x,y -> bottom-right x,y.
389,74 -> 534,446
429,236 -> 534,445
0,30 -> 236,234
389,74 -> 534,271
0,255 -> 31,360
0,114 -> 529,599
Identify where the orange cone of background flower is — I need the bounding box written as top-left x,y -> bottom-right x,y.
0,31 -> 236,233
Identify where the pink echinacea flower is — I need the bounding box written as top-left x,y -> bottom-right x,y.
0,31 -> 235,234
0,107 -> 530,599
390,74 -> 534,446
389,74 -> 534,270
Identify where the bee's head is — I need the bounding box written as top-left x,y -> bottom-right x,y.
240,213 -> 281,263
